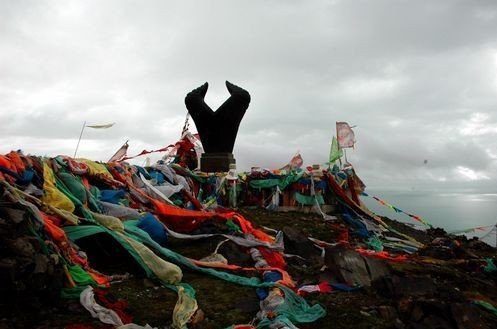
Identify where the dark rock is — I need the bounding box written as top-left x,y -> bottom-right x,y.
33,254 -> 49,274
394,318 -> 406,329
217,241 -> 252,267
234,297 -> 260,313
325,246 -> 371,286
190,309 -> 205,327
410,303 -> 425,322
437,286 -> 465,302
398,296 -> 414,315
403,299 -> 456,329
374,275 -> 437,298
394,276 -> 437,297
450,303 -> 490,329
418,245 -> 454,260
369,309 -> 379,317
325,246 -> 391,288
364,256 -> 391,282
422,314 -> 452,329
3,208 -> 26,224
427,227 -> 449,239
191,218 -> 231,235
468,239 -> 496,252
143,278 -> 156,288
11,237 -> 36,257
283,226 -> 318,259
378,305 -> 398,320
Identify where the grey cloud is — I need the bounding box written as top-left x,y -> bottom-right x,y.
1,0 -> 497,191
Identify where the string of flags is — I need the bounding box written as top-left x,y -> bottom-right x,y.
449,224 -> 496,235
120,144 -> 176,162
360,191 -> 433,228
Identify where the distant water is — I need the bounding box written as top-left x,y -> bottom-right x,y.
360,190 -> 497,246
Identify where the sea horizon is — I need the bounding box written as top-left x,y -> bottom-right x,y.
361,189 -> 497,246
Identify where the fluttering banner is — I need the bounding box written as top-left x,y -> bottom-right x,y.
336,122 -> 355,148
360,191 -> 432,228
86,123 -> 115,129
108,141 -> 129,162
329,136 -> 343,164
289,152 -> 304,170
120,144 -> 176,162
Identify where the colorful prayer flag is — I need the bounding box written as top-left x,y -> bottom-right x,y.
289,152 -> 304,170
336,122 -> 355,148
361,191 -> 432,228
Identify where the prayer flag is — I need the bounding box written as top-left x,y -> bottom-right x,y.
329,136 -> 343,164
86,123 -> 115,129
288,152 -> 304,170
336,122 -> 355,148
108,141 -> 128,162
392,206 -> 403,213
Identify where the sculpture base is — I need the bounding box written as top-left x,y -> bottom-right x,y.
200,153 -> 235,173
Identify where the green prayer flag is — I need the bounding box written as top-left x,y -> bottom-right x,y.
329,136 -> 343,165
294,192 -> 325,205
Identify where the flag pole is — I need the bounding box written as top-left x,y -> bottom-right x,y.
336,122 -> 343,169
328,137 -> 331,170
181,113 -> 190,137
74,121 -> 86,158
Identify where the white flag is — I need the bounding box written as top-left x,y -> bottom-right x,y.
86,122 -> 115,129
108,141 -> 128,162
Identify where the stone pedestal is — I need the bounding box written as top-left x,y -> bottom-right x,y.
200,153 -> 235,172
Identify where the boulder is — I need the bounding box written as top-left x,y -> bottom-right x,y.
324,246 -> 391,287
450,303 -> 490,329
282,226 -> 318,259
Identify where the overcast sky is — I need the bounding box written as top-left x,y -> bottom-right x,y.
1,0 -> 497,191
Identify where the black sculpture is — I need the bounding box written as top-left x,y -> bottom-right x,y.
185,81 -> 250,172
